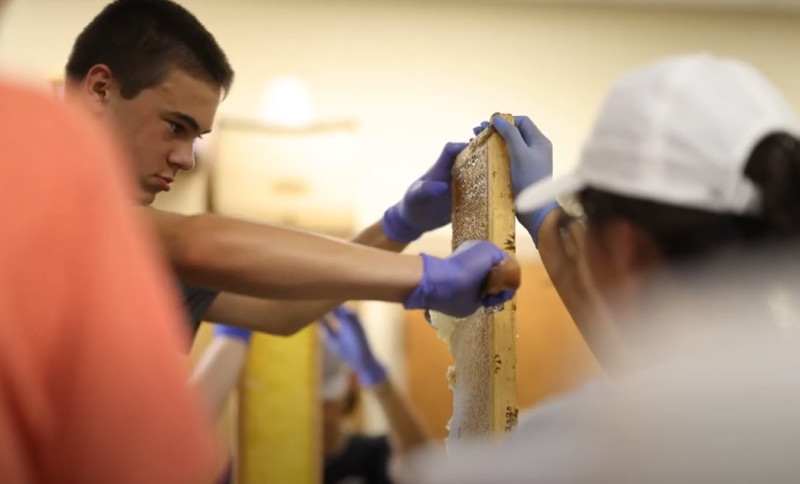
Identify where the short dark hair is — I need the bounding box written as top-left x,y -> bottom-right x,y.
579,133 -> 800,262
66,0 -> 234,99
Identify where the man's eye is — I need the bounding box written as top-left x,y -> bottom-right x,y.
169,122 -> 185,136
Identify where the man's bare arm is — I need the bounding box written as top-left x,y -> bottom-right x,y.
145,207 -> 422,302
165,142 -> 472,333
202,219 -> 413,335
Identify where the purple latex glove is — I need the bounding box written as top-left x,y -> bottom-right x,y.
382,142 -> 469,242
213,324 -> 252,343
405,240 -> 515,317
322,306 -> 387,387
474,116 -> 558,245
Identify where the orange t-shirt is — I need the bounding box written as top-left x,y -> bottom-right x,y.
0,80 -> 218,483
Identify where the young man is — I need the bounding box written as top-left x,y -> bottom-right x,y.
64,0 -> 517,338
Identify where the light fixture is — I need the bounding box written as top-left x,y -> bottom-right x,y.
259,75 -> 313,127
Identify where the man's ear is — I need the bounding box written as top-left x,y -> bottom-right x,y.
603,218 -> 661,277
81,64 -> 117,114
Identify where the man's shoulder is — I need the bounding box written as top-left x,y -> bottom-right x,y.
516,379 -> 610,433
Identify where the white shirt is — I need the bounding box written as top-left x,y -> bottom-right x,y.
398,311 -> 800,483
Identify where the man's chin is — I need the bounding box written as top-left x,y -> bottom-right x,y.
139,191 -> 157,206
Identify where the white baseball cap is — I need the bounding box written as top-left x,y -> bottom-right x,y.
516,53 -> 800,216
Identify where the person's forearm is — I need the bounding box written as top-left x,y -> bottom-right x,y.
352,218 -> 409,252
370,379 -> 430,454
203,292 -> 338,336
147,208 -> 422,302
189,337 -> 250,419
203,220 -> 413,336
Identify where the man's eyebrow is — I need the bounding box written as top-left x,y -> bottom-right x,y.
166,111 -> 211,135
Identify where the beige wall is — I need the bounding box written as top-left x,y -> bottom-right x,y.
3,0 -> 798,432
3,0 -> 800,256
3,1 -> 800,230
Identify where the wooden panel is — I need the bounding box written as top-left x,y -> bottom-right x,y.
238,328 -> 321,484
406,263 -> 601,441
484,124 -> 518,436
428,115 -> 517,442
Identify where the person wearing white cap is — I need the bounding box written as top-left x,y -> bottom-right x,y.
394,53 -> 800,484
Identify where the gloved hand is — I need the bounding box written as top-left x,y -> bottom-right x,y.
405,240 -> 516,317
212,324 -> 252,343
321,306 -> 387,387
382,142 -> 469,242
474,115 -> 559,245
